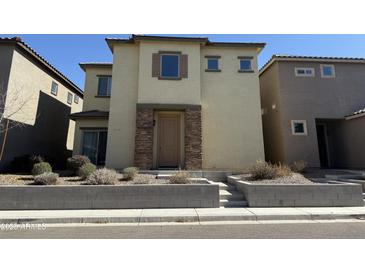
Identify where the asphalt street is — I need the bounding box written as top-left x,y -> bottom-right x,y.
1,220 -> 365,238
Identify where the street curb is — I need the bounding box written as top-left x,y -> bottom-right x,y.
1,213 -> 365,225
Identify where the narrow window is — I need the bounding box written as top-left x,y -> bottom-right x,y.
51,81 -> 58,96
97,76 -> 112,96
82,131 -> 108,165
67,92 -> 73,105
320,64 -> 335,78
238,58 -> 253,72
160,54 -> 180,78
74,95 -> 79,104
291,120 -> 308,135
295,67 -> 314,77
207,58 -> 219,71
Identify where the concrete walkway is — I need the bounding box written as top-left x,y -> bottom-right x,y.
1,206 -> 365,225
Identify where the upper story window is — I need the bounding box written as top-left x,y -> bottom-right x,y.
160,54 -> 180,78
67,92 -> 73,105
97,76 -> 112,96
74,95 -> 79,104
205,55 -> 221,72
295,67 -> 315,77
291,120 -> 308,136
238,57 -> 253,72
51,81 -> 58,96
320,64 -> 335,78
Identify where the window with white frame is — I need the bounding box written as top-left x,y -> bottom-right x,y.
320,64 -> 335,78
291,120 -> 308,135
74,95 -> 79,104
51,81 -> 58,96
295,67 -> 315,77
67,92 -> 73,105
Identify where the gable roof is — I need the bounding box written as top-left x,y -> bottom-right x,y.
0,37 -> 83,98
105,35 -> 265,52
260,54 -> 365,76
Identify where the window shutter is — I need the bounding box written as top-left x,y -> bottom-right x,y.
152,53 -> 160,77
181,54 -> 188,78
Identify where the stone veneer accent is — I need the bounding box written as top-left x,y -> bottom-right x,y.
185,108 -> 202,169
134,107 -> 154,169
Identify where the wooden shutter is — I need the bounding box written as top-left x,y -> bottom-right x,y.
152,53 -> 160,77
180,54 -> 188,78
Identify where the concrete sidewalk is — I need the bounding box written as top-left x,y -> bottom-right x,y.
1,207 -> 365,225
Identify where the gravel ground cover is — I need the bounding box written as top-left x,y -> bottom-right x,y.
240,173 -> 315,185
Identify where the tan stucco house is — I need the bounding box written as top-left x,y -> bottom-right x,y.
71,35 -> 265,170
260,55 -> 365,169
0,37 -> 83,170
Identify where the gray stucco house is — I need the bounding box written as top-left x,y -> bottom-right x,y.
259,55 -> 365,169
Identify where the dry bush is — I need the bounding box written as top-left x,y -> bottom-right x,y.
169,171 -> 190,184
133,176 -> 151,185
123,167 -> 139,181
249,161 -> 292,180
291,160 -> 308,173
33,172 -> 60,185
86,168 -> 118,185
67,155 -> 90,173
249,161 -> 277,180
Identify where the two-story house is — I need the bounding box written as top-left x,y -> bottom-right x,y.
0,37 -> 83,170
71,35 -> 265,170
260,55 -> 365,169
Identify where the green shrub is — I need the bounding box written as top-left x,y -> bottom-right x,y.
123,167 -> 139,181
86,168 -> 118,185
291,160 -> 308,173
32,162 -> 52,176
33,172 -> 60,185
169,171 -> 190,184
67,155 -> 90,173
78,163 -> 97,180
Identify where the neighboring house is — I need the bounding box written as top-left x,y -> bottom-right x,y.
259,55 -> 365,169
0,37 -> 83,170
71,35 -> 265,170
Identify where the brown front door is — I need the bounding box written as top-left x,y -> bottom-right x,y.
158,113 -> 180,167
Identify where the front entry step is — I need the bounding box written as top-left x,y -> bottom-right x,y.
220,200 -> 248,207
214,182 -> 248,208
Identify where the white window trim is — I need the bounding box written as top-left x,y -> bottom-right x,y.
160,53 -> 181,78
239,59 -> 252,71
67,92 -> 73,105
74,95 -> 79,104
291,120 -> 308,136
294,67 -> 315,77
51,81 -> 58,96
207,58 -> 219,70
320,64 -> 336,78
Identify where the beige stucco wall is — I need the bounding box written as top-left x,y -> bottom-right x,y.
259,62 -> 286,164
4,48 -> 83,151
73,119 -> 109,155
105,44 -> 139,169
137,41 -> 201,105
201,47 -> 264,170
82,66 -> 112,111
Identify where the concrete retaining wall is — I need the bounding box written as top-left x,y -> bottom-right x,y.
228,176 -> 363,207
0,182 -> 219,210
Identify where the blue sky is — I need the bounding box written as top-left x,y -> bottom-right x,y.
6,34 -> 365,89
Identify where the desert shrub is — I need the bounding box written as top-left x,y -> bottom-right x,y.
291,160 -> 308,173
67,155 -> 90,173
123,167 -> 139,181
86,168 -> 118,185
78,163 -> 96,180
32,162 -> 52,176
249,161 -> 278,180
249,161 -> 293,180
275,163 -> 293,177
133,176 -> 151,185
169,171 -> 190,184
33,172 -> 59,185
30,155 -> 44,165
